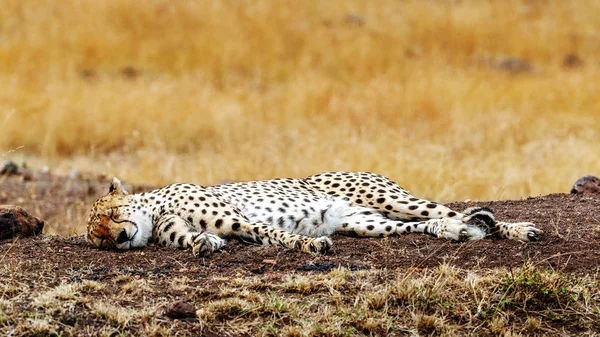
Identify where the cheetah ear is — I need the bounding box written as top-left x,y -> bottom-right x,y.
109,177 -> 128,195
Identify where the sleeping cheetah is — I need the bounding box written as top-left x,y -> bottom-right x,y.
87,171 -> 542,256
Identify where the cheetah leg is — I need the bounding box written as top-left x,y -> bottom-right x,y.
376,196 -> 464,222
154,214 -> 331,256
154,214 -> 227,257
397,218 -> 486,241
461,207 -> 543,242
307,172 -> 464,221
308,172 -> 543,242
335,207 -> 486,241
232,222 -> 332,254
358,180 -> 542,242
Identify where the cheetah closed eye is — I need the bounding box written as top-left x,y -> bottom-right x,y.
86,172 -> 542,257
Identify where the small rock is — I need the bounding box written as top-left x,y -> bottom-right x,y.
344,13 -> 364,26
563,54 -> 583,68
1,160 -> 19,175
249,265 -> 268,274
21,171 -> 34,181
86,184 -> 97,196
164,301 -> 197,320
121,66 -> 140,80
69,169 -> 79,179
571,175 -> 600,194
493,57 -> 533,74
80,69 -> 97,80
0,205 -> 45,240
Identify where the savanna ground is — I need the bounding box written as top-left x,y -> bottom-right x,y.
2,169 -> 600,336
2,0 -> 600,335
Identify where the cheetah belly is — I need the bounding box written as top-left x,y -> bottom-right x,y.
238,196 -> 353,237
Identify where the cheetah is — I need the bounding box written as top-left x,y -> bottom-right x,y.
87,172 -> 542,257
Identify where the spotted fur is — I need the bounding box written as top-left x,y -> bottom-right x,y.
87,172 -> 542,256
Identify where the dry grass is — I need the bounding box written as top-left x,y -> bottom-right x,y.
2,260 -> 599,336
2,0 -> 600,202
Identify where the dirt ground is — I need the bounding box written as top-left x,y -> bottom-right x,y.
2,171 -> 599,273
1,171 -> 600,336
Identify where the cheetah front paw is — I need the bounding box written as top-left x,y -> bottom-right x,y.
499,222 -> 543,242
191,233 -> 227,257
303,236 -> 333,254
437,219 -> 487,241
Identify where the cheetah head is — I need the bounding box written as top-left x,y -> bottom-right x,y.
86,178 -> 152,250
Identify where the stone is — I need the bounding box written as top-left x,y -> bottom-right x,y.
164,301 -> 197,320
1,160 -> 19,175
571,175 -> 600,194
0,205 -> 45,240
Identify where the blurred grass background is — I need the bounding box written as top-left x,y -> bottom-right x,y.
1,0 -> 600,201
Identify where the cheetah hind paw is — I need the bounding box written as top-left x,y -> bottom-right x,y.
500,222 -> 544,242
437,219 -> 487,241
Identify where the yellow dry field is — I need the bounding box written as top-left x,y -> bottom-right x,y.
1,0 -> 599,202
